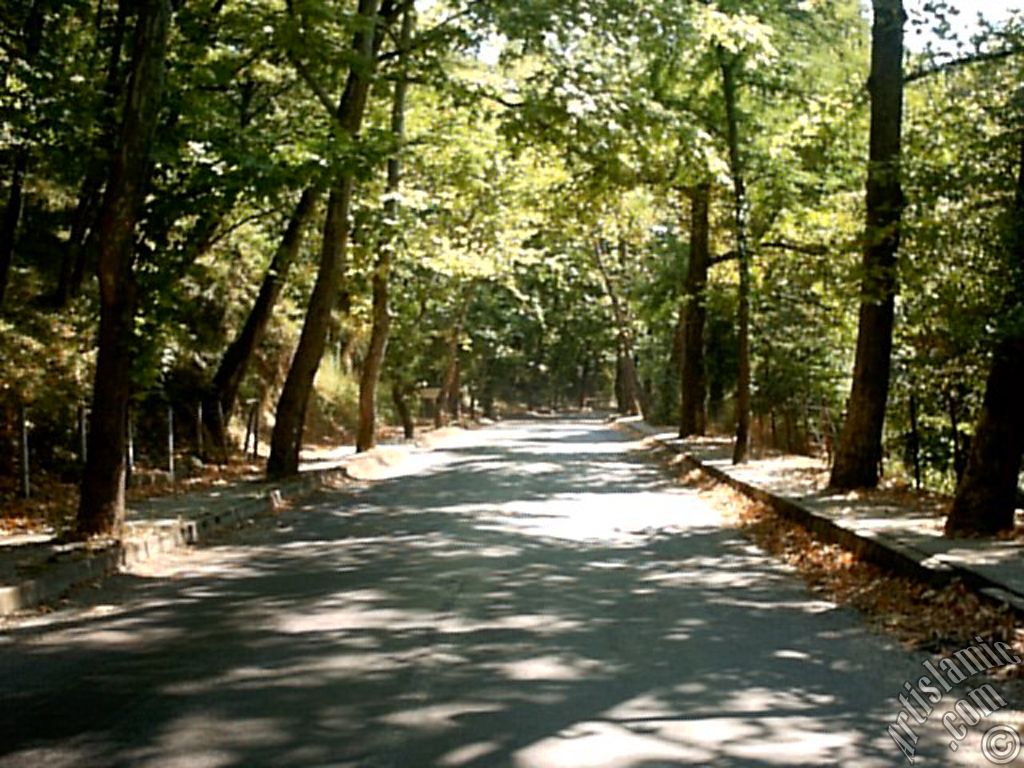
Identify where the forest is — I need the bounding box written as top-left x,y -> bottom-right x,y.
0,0 -> 1022,540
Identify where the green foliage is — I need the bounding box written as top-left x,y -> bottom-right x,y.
1,0 -> 1021,503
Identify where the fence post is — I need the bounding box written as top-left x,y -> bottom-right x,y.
251,403 -> 260,461
20,404 -> 30,500
126,408 -> 135,483
243,404 -> 253,458
167,405 -> 175,481
78,403 -> 88,463
216,400 -> 227,457
909,393 -> 922,490
196,401 -> 204,457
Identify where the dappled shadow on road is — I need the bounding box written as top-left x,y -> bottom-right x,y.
0,421 -> 928,767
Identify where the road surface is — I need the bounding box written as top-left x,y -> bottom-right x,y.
0,420 -> 1006,766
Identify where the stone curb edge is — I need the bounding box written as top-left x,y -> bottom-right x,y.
618,420 -> 1024,616
0,466 -> 349,616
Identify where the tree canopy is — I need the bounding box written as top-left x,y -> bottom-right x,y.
1,0 -> 1023,536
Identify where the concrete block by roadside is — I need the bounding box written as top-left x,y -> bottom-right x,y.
0,544 -> 120,616
0,466 -> 350,616
618,418 -> 1024,617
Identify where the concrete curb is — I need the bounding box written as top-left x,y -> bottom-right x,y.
0,466 -> 349,616
618,420 -> 1024,615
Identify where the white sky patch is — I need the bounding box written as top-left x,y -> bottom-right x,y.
477,33 -> 506,66
904,0 -> 1022,52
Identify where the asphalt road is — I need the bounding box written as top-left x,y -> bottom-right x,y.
0,420 -> 1007,767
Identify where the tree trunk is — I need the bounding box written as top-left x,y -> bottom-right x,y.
356,6 -> 413,453
447,358 -> 462,420
614,351 -> 629,415
435,324 -> 463,428
680,182 -> 710,437
577,354 -> 590,409
55,0 -> 129,307
391,382 -> 414,439
718,50 -> 751,464
267,0 -> 387,479
204,187 -> 320,456
948,390 -> 968,483
945,338 -> 1024,535
945,136 -> 1024,535
0,152 -> 26,307
355,238 -> 393,452
77,0 -> 171,536
830,0 -> 906,490
594,239 -> 647,419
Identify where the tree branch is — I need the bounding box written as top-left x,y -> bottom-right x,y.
758,240 -> 829,256
286,51 -> 339,119
905,46 -> 1024,84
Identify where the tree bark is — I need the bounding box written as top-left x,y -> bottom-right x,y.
945,338 -> 1024,535
391,382 -> 414,439
356,6 -> 413,453
718,50 -> 751,464
680,182 -> 710,437
267,0 -> 389,479
594,239 -> 647,419
614,351 -> 629,415
945,136 -> 1024,535
204,187 -> 320,456
830,0 -> 906,489
77,0 -> 171,536
55,0 -> 129,307
577,354 -> 591,409
435,314 -> 465,428
0,153 -> 26,308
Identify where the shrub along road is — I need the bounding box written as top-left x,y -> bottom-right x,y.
0,419 -> 1011,766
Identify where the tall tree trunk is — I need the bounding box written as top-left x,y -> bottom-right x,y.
680,182 -> 710,438
594,238 -> 647,419
718,50 -> 751,464
204,187 -> 320,456
391,382 -> 414,439
945,136 -> 1024,535
447,358 -> 462,420
945,338 -> 1024,535
356,6 -> 413,453
77,0 -> 171,536
830,0 -> 906,489
0,153 -> 26,308
435,304 -> 466,428
267,0 -> 388,479
55,0 -> 129,307
577,354 -> 591,409
614,350 -> 629,415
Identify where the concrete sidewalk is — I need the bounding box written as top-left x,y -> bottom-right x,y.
0,430 -> 469,616
619,417 -> 1024,614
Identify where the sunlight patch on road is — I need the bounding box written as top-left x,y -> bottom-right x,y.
517,461 -> 566,474
275,603 -> 438,634
490,653 -> 609,682
513,438 -> 643,456
380,702 -> 504,731
513,713 -> 881,767
438,611 -> 583,636
472,491 -> 721,546
514,719 -> 715,767
438,740 -> 503,766
129,714 -> 287,767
